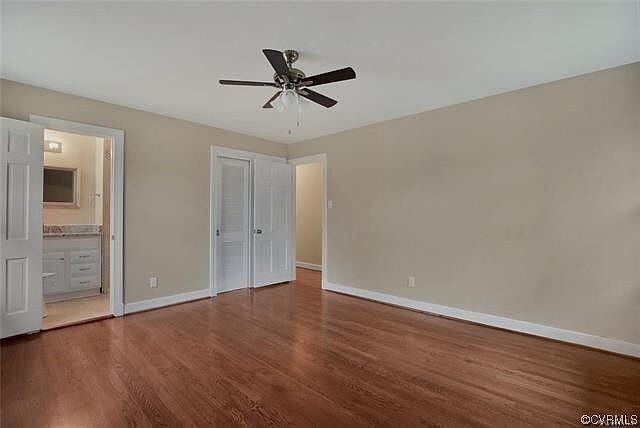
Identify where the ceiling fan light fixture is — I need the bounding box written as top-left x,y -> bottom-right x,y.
272,89 -> 298,113
219,49 -> 356,133
280,89 -> 298,111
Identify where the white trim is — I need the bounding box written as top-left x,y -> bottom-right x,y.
209,146 -> 288,297
124,289 -> 210,314
288,154 -> 328,288
324,282 -> 640,358
209,146 -> 220,297
30,114 -> 125,316
212,146 -> 286,163
296,261 -> 322,271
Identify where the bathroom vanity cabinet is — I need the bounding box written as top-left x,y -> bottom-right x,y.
43,234 -> 102,302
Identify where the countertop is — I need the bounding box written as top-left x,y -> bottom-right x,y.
43,225 -> 102,238
44,232 -> 102,238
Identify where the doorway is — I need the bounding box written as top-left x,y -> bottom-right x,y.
210,147 -> 294,295
40,129 -> 111,329
289,154 -> 327,288
31,116 -> 125,322
0,115 -> 124,338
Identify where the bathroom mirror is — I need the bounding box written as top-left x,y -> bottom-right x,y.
43,166 -> 80,207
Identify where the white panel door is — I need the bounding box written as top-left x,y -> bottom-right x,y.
216,157 -> 250,293
0,117 -> 43,338
253,159 -> 293,287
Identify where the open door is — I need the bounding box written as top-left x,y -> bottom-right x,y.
1,117 -> 44,338
253,159 -> 293,287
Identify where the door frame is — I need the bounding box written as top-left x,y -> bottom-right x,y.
288,154 -> 327,288
30,115 -> 125,316
209,146 -> 287,297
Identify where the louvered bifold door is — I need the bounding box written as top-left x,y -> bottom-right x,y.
216,157 -> 250,293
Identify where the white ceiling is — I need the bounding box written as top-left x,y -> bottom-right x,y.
2,2 -> 639,144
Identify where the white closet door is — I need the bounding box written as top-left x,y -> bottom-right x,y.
253,159 -> 293,287
1,117 -> 43,338
216,157 -> 250,293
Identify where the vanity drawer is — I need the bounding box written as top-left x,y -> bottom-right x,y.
69,250 -> 98,264
70,262 -> 98,277
70,276 -> 99,290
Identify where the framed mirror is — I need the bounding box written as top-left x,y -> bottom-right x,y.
43,166 -> 80,207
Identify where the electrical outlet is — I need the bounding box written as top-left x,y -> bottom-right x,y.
408,276 -> 415,288
328,200 -> 334,209
149,276 -> 158,288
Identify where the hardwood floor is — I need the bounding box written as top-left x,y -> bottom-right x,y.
2,268 -> 639,427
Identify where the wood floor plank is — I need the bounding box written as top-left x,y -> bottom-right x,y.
2,268 -> 639,427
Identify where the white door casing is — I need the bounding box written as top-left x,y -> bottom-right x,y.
30,114 -> 125,316
288,153 -> 328,288
253,159 -> 294,287
0,117 -> 44,338
215,157 -> 250,293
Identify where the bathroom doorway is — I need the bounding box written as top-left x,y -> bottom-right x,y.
31,115 -> 124,329
40,130 -> 109,328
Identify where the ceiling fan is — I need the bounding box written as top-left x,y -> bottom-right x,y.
219,49 -> 356,109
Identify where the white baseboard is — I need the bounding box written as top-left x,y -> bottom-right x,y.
325,282 -> 640,358
296,261 -> 323,271
124,288 -> 210,314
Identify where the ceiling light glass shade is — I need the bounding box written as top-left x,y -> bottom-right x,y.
273,89 -> 298,113
281,89 -> 297,108
272,95 -> 284,113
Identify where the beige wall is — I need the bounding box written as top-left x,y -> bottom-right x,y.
43,129 -> 99,225
1,79 -> 287,304
295,162 -> 323,266
288,63 -> 640,345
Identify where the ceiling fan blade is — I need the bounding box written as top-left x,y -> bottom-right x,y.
263,91 -> 282,108
298,89 -> 337,108
219,80 -> 277,87
302,67 -> 356,87
262,49 -> 290,78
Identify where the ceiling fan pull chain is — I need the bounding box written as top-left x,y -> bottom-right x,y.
297,92 -> 302,128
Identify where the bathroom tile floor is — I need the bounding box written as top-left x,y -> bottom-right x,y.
43,293 -> 111,330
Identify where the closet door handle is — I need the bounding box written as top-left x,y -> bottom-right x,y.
254,229 -> 262,235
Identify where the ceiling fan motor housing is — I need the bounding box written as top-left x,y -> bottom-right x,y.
274,50 -> 305,87
274,68 -> 306,87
